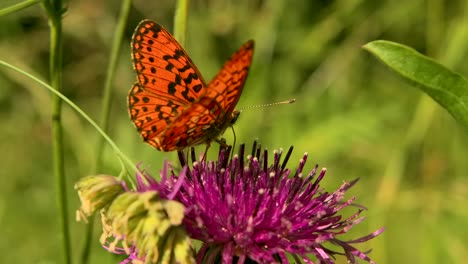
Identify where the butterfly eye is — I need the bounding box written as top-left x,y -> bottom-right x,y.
230,110 -> 241,126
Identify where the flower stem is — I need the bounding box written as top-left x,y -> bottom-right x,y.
0,0 -> 40,17
174,0 -> 190,46
93,0 -> 133,174
41,0 -> 71,263
82,0 -> 133,263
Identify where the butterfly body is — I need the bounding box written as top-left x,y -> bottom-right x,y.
128,20 -> 254,151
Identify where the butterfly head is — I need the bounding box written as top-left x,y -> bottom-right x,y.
229,110 -> 241,126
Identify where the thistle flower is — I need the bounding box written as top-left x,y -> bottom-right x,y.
75,174 -> 125,222
100,191 -> 194,264
131,143 -> 384,264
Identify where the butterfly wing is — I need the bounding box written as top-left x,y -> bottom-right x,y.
156,40 -> 255,150
205,40 -> 254,116
128,82 -> 183,149
128,20 -> 208,150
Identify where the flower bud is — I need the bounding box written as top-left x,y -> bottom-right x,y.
75,174 -> 125,222
101,191 -> 194,264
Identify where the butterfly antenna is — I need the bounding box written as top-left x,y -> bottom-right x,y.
238,99 -> 296,111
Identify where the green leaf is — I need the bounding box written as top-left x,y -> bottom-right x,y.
363,40 -> 468,130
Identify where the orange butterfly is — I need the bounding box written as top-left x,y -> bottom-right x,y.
128,20 -> 254,151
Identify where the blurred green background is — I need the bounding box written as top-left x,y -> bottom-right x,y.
1,0 -> 468,263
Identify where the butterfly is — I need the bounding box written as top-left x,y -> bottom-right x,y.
128,20 -> 254,151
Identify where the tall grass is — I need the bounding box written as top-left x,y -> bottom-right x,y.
0,0 -> 467,263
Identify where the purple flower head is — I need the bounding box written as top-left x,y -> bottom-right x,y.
135,143 -> 384,264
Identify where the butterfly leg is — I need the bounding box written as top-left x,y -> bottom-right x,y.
230,126 -> 237,158
215,138 -> 230,148
215,138 -> 237,160
185,148 -> 190,164
202,143 -> 211,161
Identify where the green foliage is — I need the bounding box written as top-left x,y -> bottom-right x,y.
364,40 -> 468,130
0,0 -> 468,264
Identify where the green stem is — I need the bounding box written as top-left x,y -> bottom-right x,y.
0,0 -> 40,17
42,0 -> 71,262
174,0 -> 190,46
82,0 -> 133,263
93,0 -> 133,174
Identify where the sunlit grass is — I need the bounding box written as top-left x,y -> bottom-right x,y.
0,0 -> 467,263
